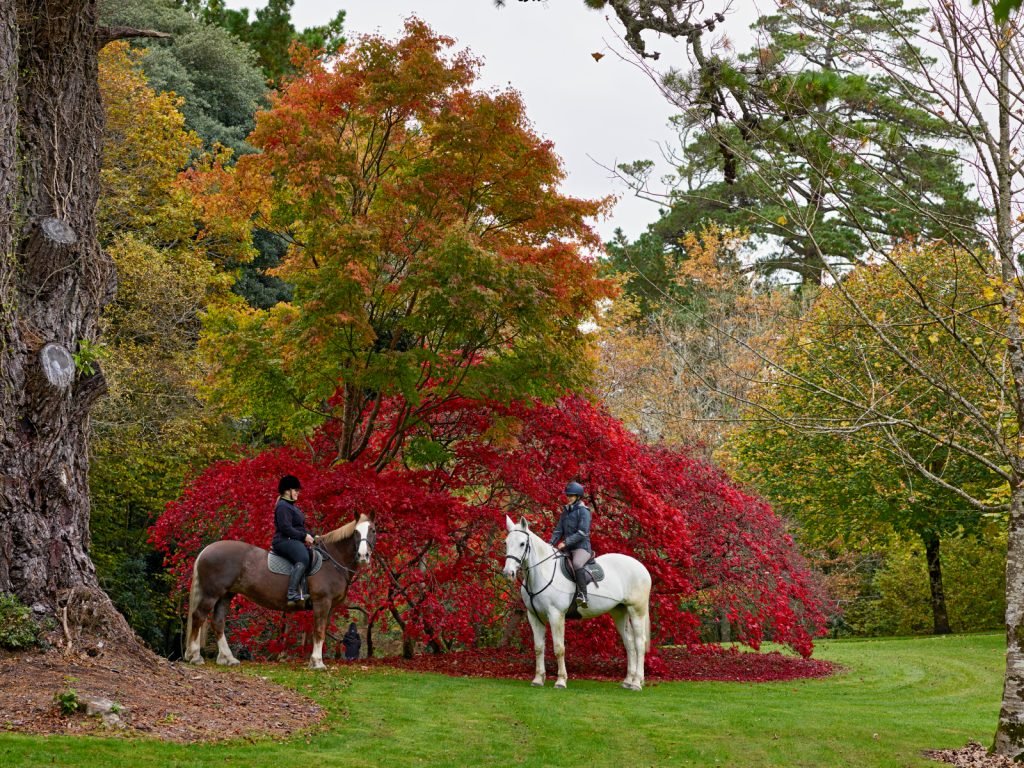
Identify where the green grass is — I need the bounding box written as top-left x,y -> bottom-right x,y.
0,633 -> 1005,767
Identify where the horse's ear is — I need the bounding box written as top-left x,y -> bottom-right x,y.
505,515 -> 515,532
518,517 -> 528,530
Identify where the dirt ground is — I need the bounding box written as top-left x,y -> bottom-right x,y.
924,741 -> 1022,768
0,646 -> 322,742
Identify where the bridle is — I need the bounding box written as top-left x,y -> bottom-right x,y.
314,521 -> 376,577
505,529 -> 561,615
353,524 -> 376,559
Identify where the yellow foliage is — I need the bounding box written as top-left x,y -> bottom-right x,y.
93,41 -> 234,509
98,42 -> 202,243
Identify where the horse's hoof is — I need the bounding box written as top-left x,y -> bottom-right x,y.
531,680 -> 544,687
554,681 -> 567,690
217,657 -> 240,666
621,682 -> 642,691
309,661 -> 327,671
186,656 -> 204,665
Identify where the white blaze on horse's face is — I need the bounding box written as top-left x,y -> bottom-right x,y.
355,518 -> 372,565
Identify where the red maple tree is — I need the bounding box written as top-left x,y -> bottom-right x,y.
152,395 -> 825,662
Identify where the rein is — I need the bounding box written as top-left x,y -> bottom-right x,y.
312,520 -> 375,577
313,541 -> 357,577
508,530 -> 561,616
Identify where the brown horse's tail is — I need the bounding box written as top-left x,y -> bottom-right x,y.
185,550 -> 206,654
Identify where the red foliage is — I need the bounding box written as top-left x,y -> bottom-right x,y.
358,644 -> 836,683
152,395 -> 826,663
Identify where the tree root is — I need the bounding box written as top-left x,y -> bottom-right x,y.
51,586 -> 152,663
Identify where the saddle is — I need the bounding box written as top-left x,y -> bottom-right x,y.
559,553 -> 605,585
267,549 -> 324,577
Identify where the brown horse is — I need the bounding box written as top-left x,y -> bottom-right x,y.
184,513 -> 375,670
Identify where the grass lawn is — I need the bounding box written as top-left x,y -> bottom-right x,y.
0,632 -> 1004,768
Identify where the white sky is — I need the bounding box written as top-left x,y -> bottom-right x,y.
224,0 -> 709,241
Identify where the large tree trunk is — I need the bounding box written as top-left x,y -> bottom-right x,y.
922,532 -> 951,636
0,2 -> 116,621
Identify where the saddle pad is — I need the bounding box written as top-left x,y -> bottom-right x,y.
268,549 -> 323,576
560,555 -> 605,584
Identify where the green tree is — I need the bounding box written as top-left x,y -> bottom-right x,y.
728,240 -> 1005,635
196,0 -> 346,80
100,0 -> 267,153
612,0 -> 981,289
602,225 -> 685,317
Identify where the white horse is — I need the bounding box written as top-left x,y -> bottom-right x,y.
502,515 -> 652,690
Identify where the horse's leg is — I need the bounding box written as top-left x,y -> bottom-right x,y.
211,594 -> 240,666
630,602 -> 650,690
525,609 -> 547,686
610,605 -> 638,690
308,599 -> 331,670
185,595 -> 217,664
550,612 -> 568,689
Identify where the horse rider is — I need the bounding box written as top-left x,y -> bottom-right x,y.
550,480 -> 593,608
272,474 -> 314,608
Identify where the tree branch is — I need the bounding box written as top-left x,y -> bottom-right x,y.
97,27 -> 172,49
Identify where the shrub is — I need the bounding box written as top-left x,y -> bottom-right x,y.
0,592 -> 41,650
54,685 -> 80,715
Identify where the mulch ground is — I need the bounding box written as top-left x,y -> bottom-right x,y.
361,644 -> 839,683
0,646 -> 322,742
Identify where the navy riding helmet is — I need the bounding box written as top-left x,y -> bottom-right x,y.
278,474 -> 302,494
564,481 -> 584,497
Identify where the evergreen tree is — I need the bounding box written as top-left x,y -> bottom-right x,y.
198,0 -> 346,80
616,0 -> 981,290
100,0 -> 267,154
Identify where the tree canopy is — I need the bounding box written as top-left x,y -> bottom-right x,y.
613,0 -> 981,289
187,20 -> 615,461
100,0 -> 268,153
153,395 -> 825,660
195,0 -> 347,80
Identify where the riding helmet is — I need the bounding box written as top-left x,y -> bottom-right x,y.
564,481 -> 585,497
278,474 -> 302,494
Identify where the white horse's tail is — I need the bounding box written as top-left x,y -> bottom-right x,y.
185,551 -> 206,651
645,610 -> 651,653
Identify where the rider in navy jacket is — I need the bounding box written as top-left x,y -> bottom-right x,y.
550,481 -> 593,607
272,475 -> 313,607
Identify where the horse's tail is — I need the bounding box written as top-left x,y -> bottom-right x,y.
644,610 -> 651,654
185,551 -> 205,650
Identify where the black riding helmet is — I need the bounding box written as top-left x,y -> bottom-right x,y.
278,474 -> 302,495
564,481 -> 584,497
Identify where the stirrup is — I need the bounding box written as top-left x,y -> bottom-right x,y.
575,591 -> 588,607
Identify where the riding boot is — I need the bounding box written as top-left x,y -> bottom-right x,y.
286,562 -> 307,608
574,571 -> 589,608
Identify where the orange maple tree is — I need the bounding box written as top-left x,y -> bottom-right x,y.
185,19 -> 614,464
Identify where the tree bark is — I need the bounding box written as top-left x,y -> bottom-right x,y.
0,2 -> 116,621
993,9 -> 1024,755
922,532 -> 951,636
995,485 -> 1024,755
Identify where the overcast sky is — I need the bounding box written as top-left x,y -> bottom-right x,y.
225,0 -> 746,241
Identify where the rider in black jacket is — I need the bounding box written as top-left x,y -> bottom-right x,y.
272,475 -> 313,607
550,480 -> 593,607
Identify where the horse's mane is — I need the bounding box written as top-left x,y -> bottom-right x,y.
319,518 -> 358,545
